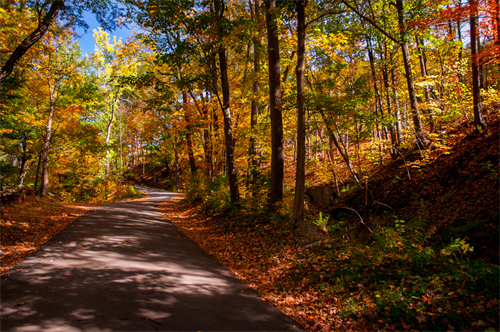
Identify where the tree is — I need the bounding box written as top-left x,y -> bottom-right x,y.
249,0 -> 263,192
39,33 -> 83,196
265,0 -> 285,205
341,0 -> 432,149
0,0 -> 120,83
214,0 -> 240,203
292,0 -> 308,225
469,0 -> 486,130
91,28 -> 138,179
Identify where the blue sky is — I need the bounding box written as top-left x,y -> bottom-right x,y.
75,11 -> 132,57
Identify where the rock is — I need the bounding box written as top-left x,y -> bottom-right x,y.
305,186 -> 337,208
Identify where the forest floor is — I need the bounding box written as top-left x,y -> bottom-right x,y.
1,199 -> 100,275
1,116 -> 498,331
158,115 -> 499,331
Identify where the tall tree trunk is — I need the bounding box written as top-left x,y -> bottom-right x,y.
192,92 -> 213,179
18,158 -> 27,189
174,138 -> 180,192
416,36 -> 436,133
265,0 -> 284,205
34,153 -> 42,193
390,57 -> 404,145
380,41 -> 398,157
496,0 -> 500,86
395,0 -> 431,149
366,35 -> 387,164
105,97 -> 116,179
41,91 -> 56,197
182,91 -> 197,173
469,0 -> 486,130
211,97 -> 220,176
119,112 -> 123,177
292,0 -> 307,226
17,135 -> 31,189
249,0 -> 262,191
214,0 -> 239,203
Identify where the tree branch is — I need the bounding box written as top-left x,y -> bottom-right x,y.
0,1 -> 64,83
341,0 -> 400,44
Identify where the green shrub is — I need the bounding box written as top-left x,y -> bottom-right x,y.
186,174 -> 231,214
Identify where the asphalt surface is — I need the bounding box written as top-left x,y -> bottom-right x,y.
1,186 -> 304,331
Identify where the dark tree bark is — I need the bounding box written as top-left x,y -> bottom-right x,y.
165,159 -> 171,178
496,0 -> 500,84
182,91 -> 197,173
469,0 -> 486,130
380,40 -> 398,157
265,0 -> 284,205
292,0 -> 307,226
174,137 -> 180,192
366,35 -> 387,164
214,0 -> 239,203
34,154 -> 42,193
189,91 -> 213,179
0,1 -> 63,83
249,0 -> 262,191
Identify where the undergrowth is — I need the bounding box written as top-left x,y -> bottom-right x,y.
167,115 -> 499,331
162,194 -> 499,331
52,178 -> 143,203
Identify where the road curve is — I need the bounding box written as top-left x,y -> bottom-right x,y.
1,186 -> 304,331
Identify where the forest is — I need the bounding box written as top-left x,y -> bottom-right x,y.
1,0 -> 499,330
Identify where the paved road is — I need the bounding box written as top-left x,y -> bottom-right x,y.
1,186 -> 303,331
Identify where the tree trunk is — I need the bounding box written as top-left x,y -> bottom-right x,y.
496,0 -> 500,86
416,36 -> 436,133
395,0 -> 431,149
174,138 -> 180,192
18,158 -> 27,189
469,0 -> 486,130
249,0 -> 261,191
292,0 -> 307,226
380,42 -> 398,157
34,153 -> 42,193
390,59 -> 404,145
105,97 -> 116,179
182,91 -> 197,173
119,113 -> 123,177
214,0 -> 239,203
265,0 -> 284,205
366,35 -> 387,164
194,93 -> 213,179
41,92 -> 56,197
17,134 -> 31,189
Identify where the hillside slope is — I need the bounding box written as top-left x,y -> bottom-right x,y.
333,113 -> 499,264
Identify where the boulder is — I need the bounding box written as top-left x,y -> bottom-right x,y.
305,186 -> 337,208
